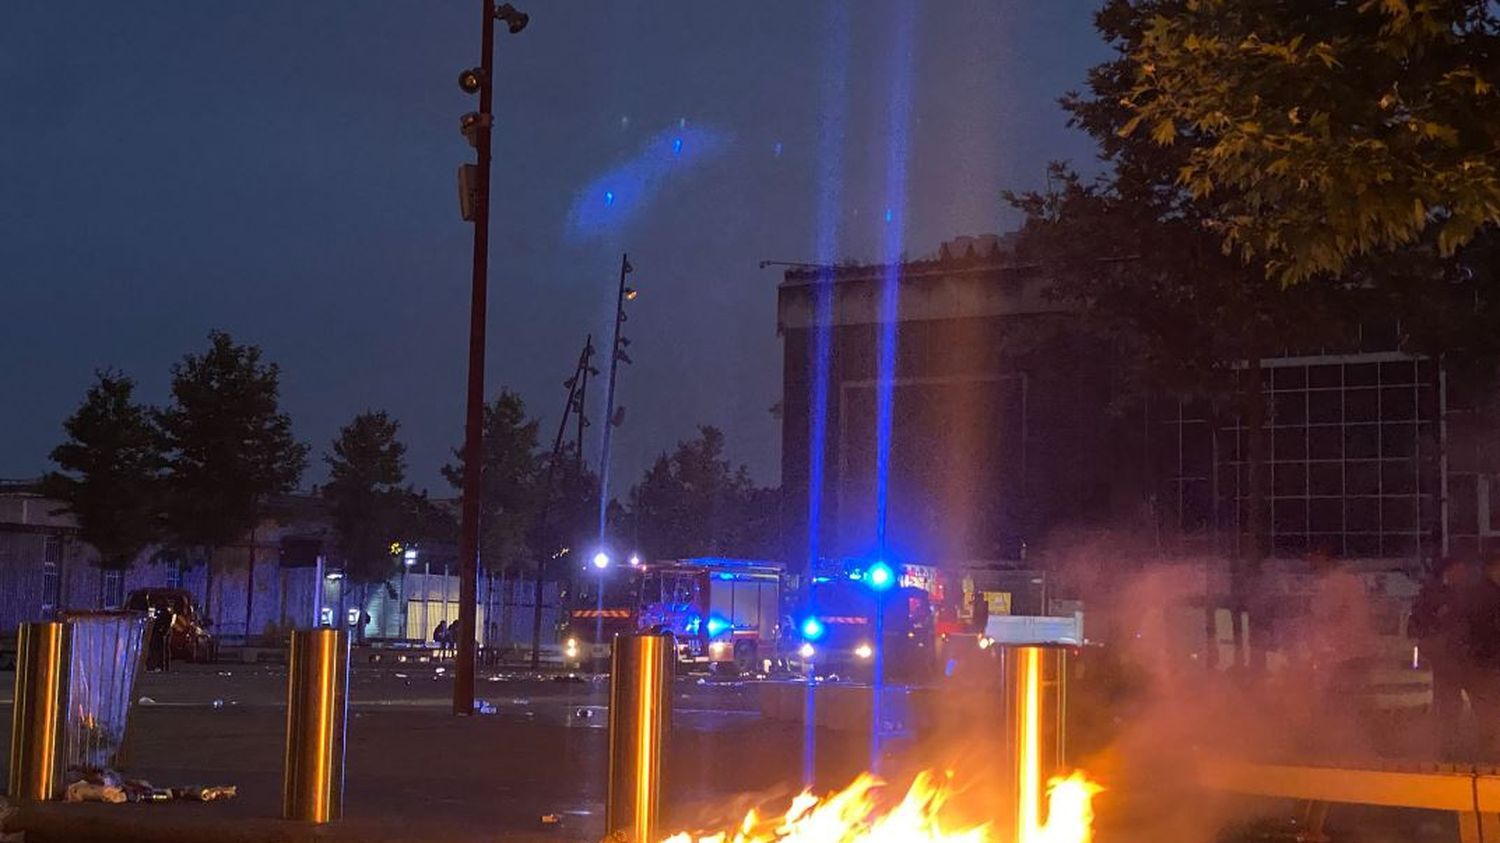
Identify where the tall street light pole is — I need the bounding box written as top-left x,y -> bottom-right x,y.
454,0 -> 528,717
595,253 -> 635,546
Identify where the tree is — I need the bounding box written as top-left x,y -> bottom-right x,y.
323,412 -> 409,588
1116,0 -> 1500,283
44,370 -> 164,598
1008,0 -> 1500,666
159,331 -> 308,624
442,390 -> 542,578
628,426 -> 775,559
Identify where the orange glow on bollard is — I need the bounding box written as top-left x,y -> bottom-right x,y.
608,631 -> 673,843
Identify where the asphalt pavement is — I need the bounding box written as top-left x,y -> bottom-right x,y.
0,663 -> 872,843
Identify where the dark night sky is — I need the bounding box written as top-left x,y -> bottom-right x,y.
0,2 -> 1109,495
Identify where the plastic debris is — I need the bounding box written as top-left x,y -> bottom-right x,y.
473,699 -> 497,715
65,781 -> 127,803
137,696 -> 156,706
211,699 -> 224,710
394,672 -> 408,679
540,813 -> 563,825
434,666 -> 447,675
171,785 -> 237,802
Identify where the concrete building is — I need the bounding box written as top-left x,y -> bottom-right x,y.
777,237 -> 1500,573
778,238 -> 1122,570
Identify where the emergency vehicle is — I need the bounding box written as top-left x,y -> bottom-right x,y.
561,557 -> 783,673
784,560 -> 937,683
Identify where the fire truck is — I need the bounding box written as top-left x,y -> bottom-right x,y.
561,557 -> 784,673
784,560 -> 938,683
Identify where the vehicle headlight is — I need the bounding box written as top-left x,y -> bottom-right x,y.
798,643 -> 815,659
977,636 -> 994,650
854,643 -> 873,660
565,638 -> 578,656
710,641 -> 728,655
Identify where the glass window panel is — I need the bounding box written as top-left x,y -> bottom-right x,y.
1273,392 -> 1306,426
1273,366 -> 1307,390
1310,463 -> 1343,496
1380,423 -> 1417,458
1381,498 -> 1417,531
1382,534 -> 1418,557
1346,425 -> 1380,459
1273,465 -> 1307,496
1274,499 -> 1308,532
1274,428 -> 1307,460
1345,388 -> 1379,421
1308,426 -> 1342,459
1309,498 -> 1343,533
1347,461 -> 1382,495
1346,497 -> 1380,531
1345,363 -> 1379,387
1308,364 -> 1343,388
1309,391 -> 1342,423
1380,360 -> 1417,385
1380,387 -> 1416,420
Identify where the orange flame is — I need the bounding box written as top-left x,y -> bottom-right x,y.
659,768 -> 1100,843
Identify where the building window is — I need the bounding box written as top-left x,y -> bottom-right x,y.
101,570 -> 124,610
165,560 -> 183,589
1482,475 -> 1500,538
43,533 -> 62,564
1175,353 -> 1439,560
41,562 -> 60,616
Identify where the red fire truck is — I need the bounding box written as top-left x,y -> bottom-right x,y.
561,557 -> 784,673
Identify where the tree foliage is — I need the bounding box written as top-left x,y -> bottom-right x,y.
44,370 -> 164,570
442,390 -> 542,575
1117,0 -> 1500,283
629,426 -> 777,559
323,411 -> 409,585
158,331 -> 308,553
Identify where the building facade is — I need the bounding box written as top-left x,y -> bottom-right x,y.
778,240 -> 1500,574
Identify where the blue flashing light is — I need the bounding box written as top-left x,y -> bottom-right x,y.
672,137 -> 683,155
811,576 -> 832,584
801,617 -> 826,641
847,570 -> 863,581
604,190 -> 615,206
684,615 -> 701,635
715,572 -> 734,581
866,561 -> 895,591
706,615 -> 731,637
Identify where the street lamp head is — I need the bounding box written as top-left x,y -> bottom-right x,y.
592,551 -> 610,570
458,67 -> 485,95
495,3 -> 529,34
629,553 -> 641,567
624,287 -> 639,301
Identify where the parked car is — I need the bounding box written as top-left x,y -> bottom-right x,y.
125,588 -> 217,663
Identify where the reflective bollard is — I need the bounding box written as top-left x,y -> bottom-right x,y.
8,622 -> 71,801
282,628 -> 350,822
1001,644 -> 1070,841
606,631 -> 673,843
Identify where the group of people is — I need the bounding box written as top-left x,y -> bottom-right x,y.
431,619 -> 461,658
1410,556 -> 1500,760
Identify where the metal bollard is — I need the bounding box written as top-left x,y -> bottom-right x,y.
1001,644 -> 1069,840
606,631 -> 673,843
8,622 -> 71,801
282,628 -> 350,823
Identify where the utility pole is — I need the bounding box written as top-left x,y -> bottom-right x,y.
453,0 -> 528,717
530,336 -> 595,669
